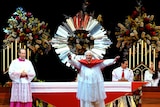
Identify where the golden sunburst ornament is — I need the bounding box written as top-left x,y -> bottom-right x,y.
51,3 -> 112,67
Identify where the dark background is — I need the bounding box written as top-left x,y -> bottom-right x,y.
1,0 -> 160,84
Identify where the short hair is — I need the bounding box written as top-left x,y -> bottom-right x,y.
18,48 -> 26,53
84,50 -> 93,56
121,58 -> 128,64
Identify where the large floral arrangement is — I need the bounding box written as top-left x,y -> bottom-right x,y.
3,7 -> 52,55
51,10 -> 112,66
50,0 -> 112,67
115,1 -> 160,58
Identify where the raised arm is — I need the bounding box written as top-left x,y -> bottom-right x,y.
67,53 -> 81,69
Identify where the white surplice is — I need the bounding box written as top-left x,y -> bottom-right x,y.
8,58 -> 36,102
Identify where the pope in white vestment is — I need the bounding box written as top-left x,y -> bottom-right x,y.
68,50 -> 120,107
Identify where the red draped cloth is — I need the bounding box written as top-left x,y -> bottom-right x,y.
32,82 -> 147,107
78,59 -> 104,68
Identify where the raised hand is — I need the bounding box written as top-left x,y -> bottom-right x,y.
67,53 -> 72,60
114,56 -> 120,62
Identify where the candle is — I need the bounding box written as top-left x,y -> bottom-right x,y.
11,42 -> 13,61
3,49 -> 5,72
24,45 -> 26,49
19,42 -> 21,49
27,48 -> 30,59
133,45 -> 135,68
137,43 -> 139,65
129,48 -> 131,69
15,40 -> 17,58
141,40 -> 143,63
153,48 -> 155,71
145,42 -> 147,65
7,45 -> 9,68
149,45 -> 151,66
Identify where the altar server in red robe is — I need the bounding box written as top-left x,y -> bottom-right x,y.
68,50 -> 120,107
8,48 -> 36,107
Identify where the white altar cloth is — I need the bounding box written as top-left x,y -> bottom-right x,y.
31,82 -> 132,93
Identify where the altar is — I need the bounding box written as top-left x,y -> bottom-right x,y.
32,81 -> 146,107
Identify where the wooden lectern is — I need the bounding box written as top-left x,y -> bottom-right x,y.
141,86 -> 160,107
